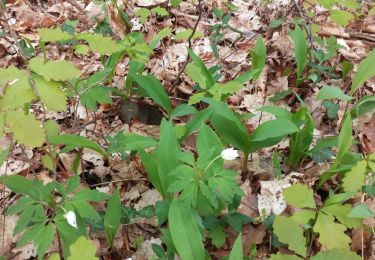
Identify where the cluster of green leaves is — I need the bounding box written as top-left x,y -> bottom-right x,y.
2,175 -> 110,259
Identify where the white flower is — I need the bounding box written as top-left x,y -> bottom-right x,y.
64,211 -> 77,229
221,148 -> 239,160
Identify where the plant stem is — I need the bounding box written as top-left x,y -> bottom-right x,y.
241,152 -> 249,179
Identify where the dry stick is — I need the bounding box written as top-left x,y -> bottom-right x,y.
168,0 -> 203,95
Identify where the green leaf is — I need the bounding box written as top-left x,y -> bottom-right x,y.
313,212 -> 350,250
209,81 -> 244,99
171,104 -> 197,118
6,111 -> 45,147
334,113 -> 352,166
80,86 -> 113,111
74,44 -> 90,55
290,26 -> 308,80
229,233 -> 243,260
18,222 -> 54,260
208,225 -> 226,248
291,209 -> 316,225
104,190 -> 121,247
174,29 -> 203,41
136,8 -> 151,24
322,100 -> 339,119
310,248 -> 361,260
132,73 -> 172,115
251,36 -> 266,81
29,57 -> 81,81
249,118 -> 299,151
171,0 -> 182,7
67,237 -> 98,260
187,49 -> 215,88
270,253 -> 302,260
342,160 -> 367,193
350,49 -> 375,95
77,33 -> 123,55
49,134 -> 106,156
284,184 -> 316,209
316,86 -> 353,101
321,203 -> 361,228
149,27 -> 172,49
152,6 -> 168,17
341,60 -> 354,79
157,120 -> 178,200
33,76 -> 67,111
37,27 -> 72,42
273,216 -> 307,257
196,124 -> 222,169
168,200 -> 205,260
0,74 -> 35,110
74,188 -> 108,202
351,94 -> 375,118
330,10 -> 354,27
348,204 -> 374,218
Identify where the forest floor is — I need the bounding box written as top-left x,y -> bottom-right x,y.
0,0 -> 375,259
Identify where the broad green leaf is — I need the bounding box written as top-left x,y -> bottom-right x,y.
284,184 -> 316,209
149,27 -> 172,49
290,26 -> 307,80
208,226 -> 226,248
310,248 -> 361,260
196,124 -> 222,169
209,81 -> 244,99
321,203 -> 362,228
291,209 -> 316,225
74,188 -> 108,202
341,60 -> 354,79
74,44 -> 90,55
29,57 -> 81,81
350,49 -> 375,95
80,86 -> 113,111
0,66 -> 27,84
270,253 -> 302,260
186,63 -> 207,89
139,150 -> 163,195
49,134 -> 106,156
348,204 -> 374,218
104,190 -> 121,247
229,233 -> 243,260
77,33 -> 123,55
171,104 -> 197,118
33,76 -> 67,111
174,29 -> 203,41
273,216 -> 307,257
330,10 -> 354,27
249,118 -> 299,142
351,94 -> 375,118
131,73 -> 172,115
171,0 -> 182,7
322,100 -> 339,119
18,222 -> 54,260
37,27 -> 72,42
316,86 -> 353,101
136,8 -> 151,24
251,36 -> 266,81
67,237 -> 98,260
14,206 -> 36,235
187,49 -> 215,88
0,77 -> 35,109
313,212 -> 350,250
342,160 -> 367,193
152,6 -> 168,17
168,200 -> 205,260
69,200 -> 101,221
157,120 -> 178,200
6,111 -> 45,147
258,106 -> 293,120
334,113 -> 352,166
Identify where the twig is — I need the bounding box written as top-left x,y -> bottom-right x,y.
168,0 -> 203,94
